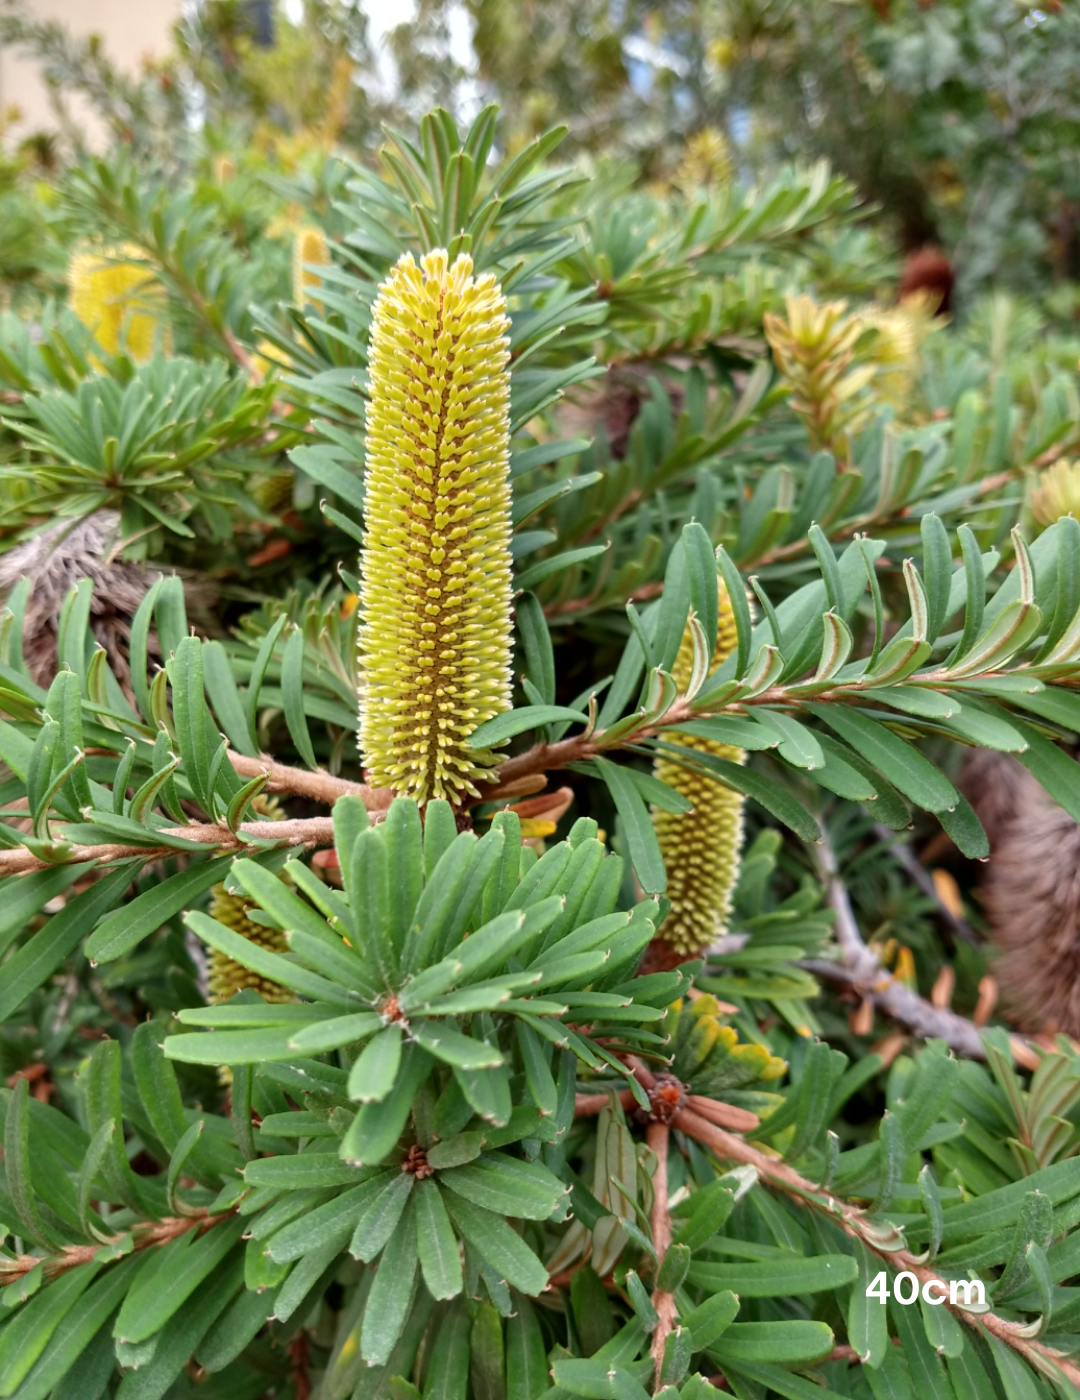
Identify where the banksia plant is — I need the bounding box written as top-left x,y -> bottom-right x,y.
67,241 -> 170,362
358,249 -> 513,804
650,579 -> 747,959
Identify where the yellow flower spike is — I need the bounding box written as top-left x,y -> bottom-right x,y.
292,225 -> 330,313
650,579 -> 746,956
206,885 -> 294,1005
1031,457 -> 1080,528
68,242 -> 170,364
358,249 -> 513,806
205,793 -> 292,1007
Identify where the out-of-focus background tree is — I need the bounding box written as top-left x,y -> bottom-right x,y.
2,1 -> 1079,303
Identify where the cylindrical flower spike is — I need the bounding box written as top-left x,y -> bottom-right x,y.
651,580 -> 746,956
205,796 -> 294,1005
206,885 -> 295,1004
292,225 -> 330,312
358,249 -> 513,805
68,242 -> 170,363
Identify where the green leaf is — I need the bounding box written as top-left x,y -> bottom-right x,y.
113,1216 -> 245,1345
361,1195 -> 419,1365
422,1300 -> 472,1400
0,1264 -> 103,1396
440,1153 -> 567,1221
516,591 -> 556,706
245,613 -> 289,740
267,1176 -> 391,1262
469,705 -> 588,747
348,1024 -> 404,1103
514,543 -> 607,591
0,862 -> 135,1023
594,756 -> 666,894
11,1254 -> 142,1400
281,624 -> 319,769
708,1320 -> 834,1365
443,1193 -> 549,1295
416,1179 -> 464,1299
653,741 -> 821,842
0,861 -> 92,960
351,1170 -> 415,1262
808,705 -> 958,812
87,855 -> 233,962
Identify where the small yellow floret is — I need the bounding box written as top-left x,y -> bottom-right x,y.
358,250 -> 513,804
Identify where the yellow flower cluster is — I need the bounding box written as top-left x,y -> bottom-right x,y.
1031,457 -> 1080,528
358,250 -> 513,804
651,579 -> 746,956
68,242 -> 170,363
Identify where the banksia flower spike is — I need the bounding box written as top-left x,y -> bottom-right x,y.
651,580 -> 746,958
358,249 -> 513,805
1031,458 -> 1080,529
68,242 -> 170,363
205,796 -> 293,1005
292,225 -> 330,312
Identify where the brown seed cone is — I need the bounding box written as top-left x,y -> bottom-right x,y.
961,748 -> 1080,1035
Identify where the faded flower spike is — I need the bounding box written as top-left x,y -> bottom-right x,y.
68,242 -> 170,363
358,249 -> 513,805
651,579 -> 746,956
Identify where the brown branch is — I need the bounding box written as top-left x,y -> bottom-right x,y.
675,1106 -> 1080,1389
0,1208 -> 232,1283
0,815 -> 340,877
647,1120 -> 677,1387
811,835 -> 1044,1065
226,751 -> 391,810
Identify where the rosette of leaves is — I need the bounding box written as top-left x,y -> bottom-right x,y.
166,795 -> 685,1149
664,995 -> 786,1116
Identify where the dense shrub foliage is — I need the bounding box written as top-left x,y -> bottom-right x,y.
2,74 -> 1080,1400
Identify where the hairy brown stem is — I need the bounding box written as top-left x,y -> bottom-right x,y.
0,815 -> 340,876
226,751 -> 390,810
0,1209 -> 231,1283
647,1119 -> 677,1387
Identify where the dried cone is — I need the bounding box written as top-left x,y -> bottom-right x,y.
650,581 -> 746,958
68,242 -> 170,362
358,249 -> 513,804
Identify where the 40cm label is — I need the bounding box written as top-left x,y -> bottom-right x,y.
866,1272 -> 986,1307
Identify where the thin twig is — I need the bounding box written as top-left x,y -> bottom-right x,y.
815,835 -> 989,1059
811,836 -> 1042,1066
872,822 -> 982,948
647,1119 -> 676,1387
0,1208 -> 232,1283
0,815 -> 340,877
